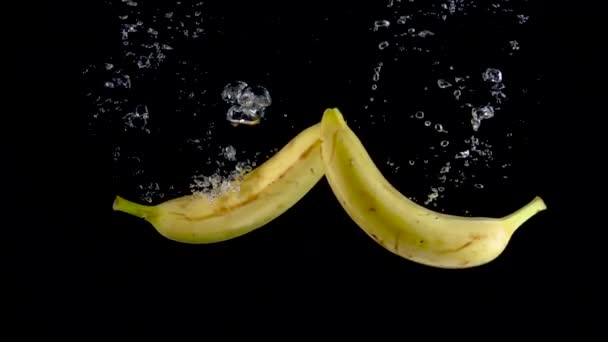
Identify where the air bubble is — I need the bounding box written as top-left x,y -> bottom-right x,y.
397,16 -> 409,24
137,56 -> 151,68
434,123 -> 448,133
510,40 -> 520,51
424,120 -> 431,127
440,140 -> 449,147
373,20 -> 390,31
222,146 -> 237,161
455,150 -> 470,159
517,14 -> 529,24
437,79 -> 452,88
238,85 -> 272,109
474,183 -> 484,189
378,41 -> 390,50
226,106 -> 260,126
414,111 -> 424,119
482,68 -> 503,83
471,105 -> 495,131
221,81 -> 248,104
453,89 -> 461,100
473,105 -> 495,119
418,30 -> 435,38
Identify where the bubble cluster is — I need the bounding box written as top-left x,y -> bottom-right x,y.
221,81 -> 272,126
471,105 -> 495,131
189,144 -> 257,200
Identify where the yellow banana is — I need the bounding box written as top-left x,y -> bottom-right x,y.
113,122 -> 324,244
320,108 -> 547,269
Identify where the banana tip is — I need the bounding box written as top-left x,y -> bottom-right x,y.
113,196 -> 122,211
533,196 -> 548,212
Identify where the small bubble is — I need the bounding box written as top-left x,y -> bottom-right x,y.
482,68 -> 503,83
453,89 -> 461,100
372,63 -> 383,82
104,63 -> 114,70
397,15 -> 410,24
418,30 -> 434,38
434,123 -> 448,133
440,140 -> 449,147
424,120 -> 431,127
371,84 -> 378,90
437,79 -> 452,88
474,183 -> 484,189
104,81 -> 115,88
409,160 -> 415,166
510,40 -> 520,51
414,111 -> 424,119
378,41 -> 390,50
438,187 -> 445,192
471,118 -> 481,131
516,14 -> 529,24
373,20 -> 390,31
222,146 -> 237,161
455,150 -> 470,159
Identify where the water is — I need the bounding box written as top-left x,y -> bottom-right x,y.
82,0 -> 537,209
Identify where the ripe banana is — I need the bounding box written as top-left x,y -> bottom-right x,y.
113,122 -> 324,244
320,108 -> 547,269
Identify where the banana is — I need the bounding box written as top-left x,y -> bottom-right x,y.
320,108 -> 547,269
113,122 -> 324,244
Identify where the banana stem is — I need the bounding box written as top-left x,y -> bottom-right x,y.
503,196 -> 547,232
113,195 -> 155,219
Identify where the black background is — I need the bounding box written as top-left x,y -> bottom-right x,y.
9,0 -> 597,338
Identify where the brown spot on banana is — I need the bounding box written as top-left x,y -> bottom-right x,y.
437,240 -> 474,254
469,233 -> 485,241
394,231 -> 401,253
